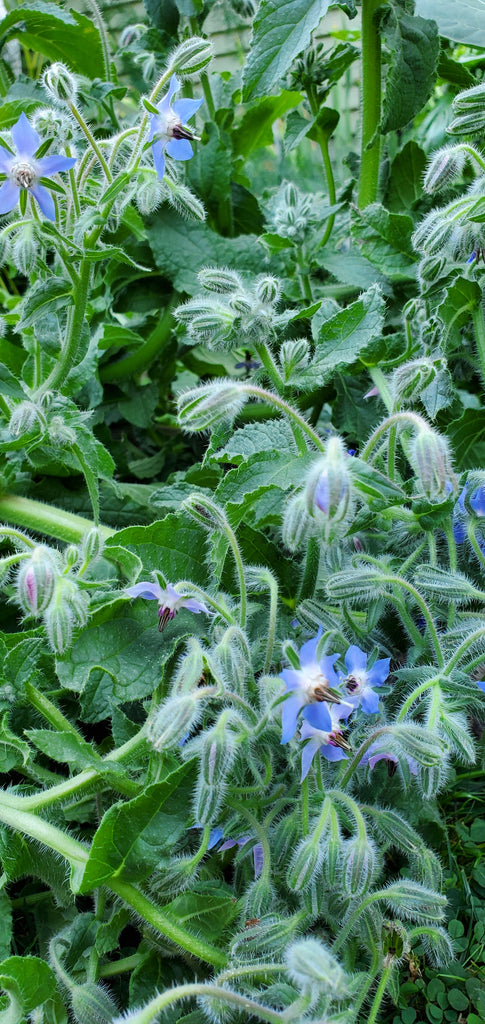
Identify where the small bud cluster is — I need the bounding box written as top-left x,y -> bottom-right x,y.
174,267 -> 282,351
267,181 -> 314,245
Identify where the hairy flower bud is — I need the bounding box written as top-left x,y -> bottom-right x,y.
413,564 -> 479,602
177,381 -> 247,431
31,106 -> 77,145
48,415 -> 77,447
200,712 -> 237,788
43,62 -> 78,104
43,576 -> 89,654
305,437 -> 352,524
148,693 -> 203,751
409,426 -> 454,500
453,82 -> 485,113
447,110 -> 485,136
64,545 -> 79,570
17,546 -> 57,614
286,837 -> 322,892
183,493 -> 228,531
279,338 -> 310,380
391,357 -> 442,405
388,723 -> 446,767
281,493 -> 312,551
70,983 -> 118,1024
341,836 -> 377,896
423,145 -> 466,193
381,880 -> 446,924
167,36 -> 213,76
230,915 -> 298,961
163,178 -> 206,221
9,400 -> 46,438
194,779 -> 224,825
412,209 -> 454,256
11,223 -> 39,275
171,637 -> 205,695
286,938 -> 349,1001
198,266 -> 243,294
326,566 -> 386,602
255,275 -> 280,304
135,170 -> 163,215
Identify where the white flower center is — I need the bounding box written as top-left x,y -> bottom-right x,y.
11,160 -> 37,189
346,671 -> 365,695
301,665 -> 331,701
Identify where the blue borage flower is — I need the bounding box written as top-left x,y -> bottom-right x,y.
453,483 -> 485,552
342,645 -> 390,715
148,74 -> 202,181
299,702 -> 353,780
0,112 -> 76,221
359,741 -> 418,777
125,579 -> 209,631
280,634 -> 342,744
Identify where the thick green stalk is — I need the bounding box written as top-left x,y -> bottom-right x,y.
0,494 -> 114,544
99,302 -> 175,382
358,0 -> 383,207
472,303 -> 485,385
41,261 -> 91,392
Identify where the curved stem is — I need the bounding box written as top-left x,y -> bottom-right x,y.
84,0 -> 111,81
115,983 -> 284,1024
99,301 -> 175,382
68,103 -> 112,181
367,964 -> 393,1024
0,494 -> 114,545
443,625 -> 485,674
361,411 -> 425,462
382,574 -> 443,667
472,302 -> 485,384
241,384 -> 325,451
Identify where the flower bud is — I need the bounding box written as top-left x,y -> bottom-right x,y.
286,837 -> 322,892
305,437 -> 352,523
43,577 -> 88,654
200,712 -> 237,788
167,36 -> 213,76
64,545 -> 79,570
171,637 -> 205,695
17,546 -> 57,614
423,145 -> 466,193
135,170 -> 163,215
281,493 -> 312,552
43,62 -> 78,104
279,338 -> 310,380
382,880 -> 446,924
177,382 -> 247,431
230,293 -> 253,316
198,266 -> 243,293
31,106 -> 77,145
409,426 -> 454,500
341,836 -> 377,896
286,938 -> 349,1001
230,915 -> 298,961
418,762 -> 447,799
119,23 -> 145,47
389,724 -> 446,767
417,255 -> 448,287
391,357 -> 443,404
148,693 -> 203,751
80,528 -> 104,564
9,400 -> 45,439
163,178 -> 206,222
48,416 -> 77,447
183,493 -> 228,531
244,874 -> 274,919
453,82 -> 485,113
326,566 -> 386,601
70,982 -> 118,1024
11,223 -> 39,275
447,110 -> 485,136
411,210 -> 454,256
413,564 -> 478,602
212,627 -> 251,694
255,275 -> 280,304
420,926 -> 454,968
193,779 -> 224,825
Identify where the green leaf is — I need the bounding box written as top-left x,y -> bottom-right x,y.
292,284 -> 385,388
233,91 -> 303,158
0,3 -> 105,79
95,908 -> 131,955
212,419 -> 299,464
437,48 -> 475,88
351,203 -> 417,281
163,882 -> 241,943
147,209 -> 260,293
447,987 -> 468,1011
76,763 -> 194,892
350,457 -> 406,504
216,450 -> 314,524
0,713 -> 30,773
25,728 -> 124,776
437,276 -> 482,348
380,7 -> 440,134
470,819 -> 485,842
104,514 -> 210,588
0,956 -> 59,1019
386,141 -> 427,211
415,0 -> 485,48
243,0 -> 332,100
0,830 -> 72,906
0,893 -> 12,964
446,410 -> 485,469
0,363 -> 23,399
18,278 -> 72,330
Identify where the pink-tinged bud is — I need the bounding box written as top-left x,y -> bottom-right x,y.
43,577 -> 89,654
17,546 -> 57,614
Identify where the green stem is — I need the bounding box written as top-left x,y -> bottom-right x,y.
83,0 -> 111,80
41,261 -> 91,393
382,574 -> 443,667
368,366 -> 393,414
0,494 -> 115,545
225,523 -> 247,629
367,965 -> 393,1024
241,384 -> 325,451
358,0 -> 383,208
301,776 -> 309,837
117,983 -> 283,1024
297,536 -> 320,602
306,85 -> 337,248
68,103 -> 112,181
387,424 -> 397,480
65,144 -> 80,218
98,953 -> 143,978
327,790 -> 367,840
24,682 -> 80,737
361,411 -> 426,462
339,726 -> 391,788
99,302 -> 175,382
472,303 -> 485,384
397,677 -> 440,721
254,341 -> 286,394
443,625 -> 485,674
200,71 -> 216,119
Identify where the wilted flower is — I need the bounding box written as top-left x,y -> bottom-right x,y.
148,74 -> 202,180
359,741 -> 418,776
299,702 -> 353,779
125,579 -> 209,631
280,634 -> 342,743
0,112 -> 75,220
341,645 -> 390,714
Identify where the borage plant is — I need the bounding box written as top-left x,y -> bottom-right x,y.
0,1 -> 485,1023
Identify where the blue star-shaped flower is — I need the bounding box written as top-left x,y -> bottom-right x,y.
148,74 -> 202,181
0,112 -> 75,221
280,634 -> 341,743
125,579 -> 209,631
299,701 -> 353,780
342,645 -> 390,714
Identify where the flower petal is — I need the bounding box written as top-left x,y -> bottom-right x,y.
151,138 -> 166,179
302,702 -> 333,732
37,154 -> 76,176
0,146 -> 13,173
298,635 -> 319,669
125,581 -> 162,600
253,843 -> 264,878
165,137 -> 193,161
301,738 -> 320,780
321,743 -> 347,762
366,657 -> 390,688
180,597 -> 209,614
360,687 -> 380,715
280,668 -> 303,693
470,485 -> 485,517
0,178 -> 19,214
30,183 -> 56,221
172,97 -> 203,123
11,112 -> 40,158
281,694 -> 302,744
344,645 -> 368,674
319,653 -> 340,688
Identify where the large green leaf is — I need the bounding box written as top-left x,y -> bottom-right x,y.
216,450 -> 315,523
147,210 -> 259,293
381,6 -> 440,134
104,515 -> 210,588
292,284 -> 385,388
0,2 -> 105,79
437,276 -> 482,348
163,882 -> 241,943
415,0 -> 485,48
18,278 -> 72,330
233,91 -> 303,158
351,203 -> 417,281
447,410 -> 485,470
386,141 -> 427,211
212,419 -> 299,465
243,0 -> 332,100
76,763 -> 194,892
0,956 -> 59,1020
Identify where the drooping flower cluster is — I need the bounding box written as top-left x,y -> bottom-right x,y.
279,633 -> 390,779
